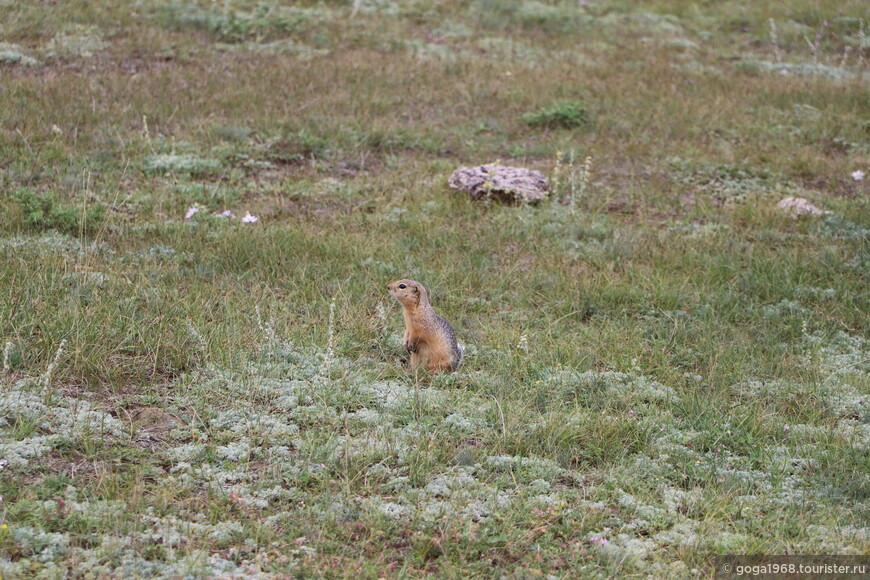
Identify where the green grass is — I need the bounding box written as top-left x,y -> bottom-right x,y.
522,100 -> 589,129
0,0 -> 868,577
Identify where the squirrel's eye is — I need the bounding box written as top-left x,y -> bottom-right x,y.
398,284 -> 406,289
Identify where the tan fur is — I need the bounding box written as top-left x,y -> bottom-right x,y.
387,279 -> 462,373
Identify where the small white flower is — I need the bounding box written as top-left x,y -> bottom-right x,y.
184,206 -> 201,220
216,210 -> 235,218
241,212 -> 259,223
516,334 -> 529,352
852,170 -> 865,181
784,425 -> 790,430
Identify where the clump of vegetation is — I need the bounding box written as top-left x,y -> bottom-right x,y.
144,154 -> 222,176
46,25 -> 107,58
0,43 -> 39,66
154,1 -> 318,43
521,100 -> 589,129
13,189 -> 106,235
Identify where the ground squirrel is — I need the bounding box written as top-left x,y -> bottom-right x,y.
387,279 -> 462,373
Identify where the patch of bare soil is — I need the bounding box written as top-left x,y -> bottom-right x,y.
125,405 -> 183,449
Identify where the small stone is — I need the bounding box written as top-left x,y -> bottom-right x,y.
449,164 -> 549,204
775,196 -> 831,217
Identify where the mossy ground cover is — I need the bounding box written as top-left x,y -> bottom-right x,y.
0,0 -> 868,577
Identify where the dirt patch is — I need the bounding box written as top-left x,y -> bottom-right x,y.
605,199 -> 638,214
27,453 -> 109,487
125,405 -> 184,448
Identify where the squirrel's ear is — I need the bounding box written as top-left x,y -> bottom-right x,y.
412,286 -> 419,293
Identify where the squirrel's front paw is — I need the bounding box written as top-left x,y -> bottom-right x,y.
403,339 -> 418,353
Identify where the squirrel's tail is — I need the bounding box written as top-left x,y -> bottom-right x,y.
452,343 -> 465,371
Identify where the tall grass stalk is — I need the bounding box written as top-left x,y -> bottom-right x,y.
769,18 -> 782,63
2,342 -> 12,374
570,155 -> 592,215
39,339 -> 67,389
321,298 -> 337,378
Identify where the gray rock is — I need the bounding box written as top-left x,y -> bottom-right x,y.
775,196 -> 832,217
449,164 -> 549,204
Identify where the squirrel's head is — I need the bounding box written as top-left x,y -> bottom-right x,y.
388,279 -> 427,307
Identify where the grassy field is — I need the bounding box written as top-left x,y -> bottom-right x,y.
1,0 -> 868,577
